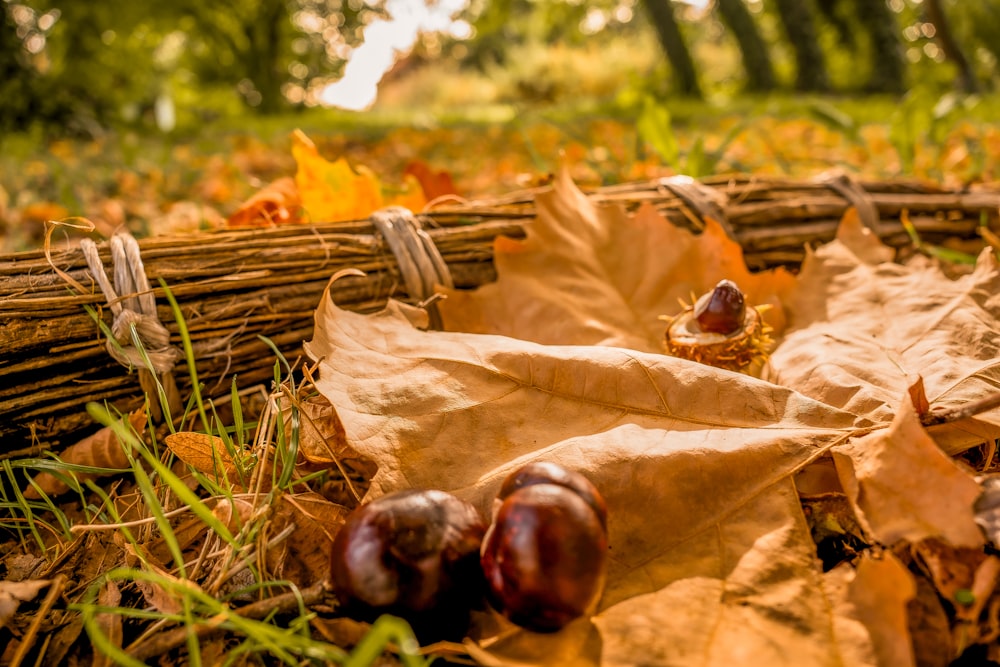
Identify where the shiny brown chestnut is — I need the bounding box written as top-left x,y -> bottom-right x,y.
329,489 -> 486,640
693,279 -> 746,335
482,465 -> 608,633
497,461 -> 608,530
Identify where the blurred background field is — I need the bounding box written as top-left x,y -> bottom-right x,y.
3,0 -> 1000,252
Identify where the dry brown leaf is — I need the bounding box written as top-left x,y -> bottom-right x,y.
592,478 -> 876,667
94,579 -> 123,667
0,579 -> 50,630
304,291 -> 883,662
832,396 -> 983,548
124,542 -> 196,615
439,168 -> 795,351
266,491 -> 349,589
23,410 -> 146,499
165,431 -> 247,487
768,210 -> 1000,450
292,393 -> 351,465
911,539 -> 1000,631
842,552 -> 917,667
225,176 -> 301,228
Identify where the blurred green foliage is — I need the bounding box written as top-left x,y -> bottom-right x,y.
2,0 -> 1000,139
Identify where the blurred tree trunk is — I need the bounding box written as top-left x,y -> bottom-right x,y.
771,0 -> 830,91
0,5 -> 29,133
925,0 -> 979,93
715,0 -> 775,92
640,0 -> 702,98
852,0 -> 906,93
244,0 -> 288,113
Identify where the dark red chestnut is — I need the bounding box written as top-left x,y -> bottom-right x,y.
482,466 -> 608,633
693,279 -> 746,335
497,461 -> 608,530
329,489 -> 486,640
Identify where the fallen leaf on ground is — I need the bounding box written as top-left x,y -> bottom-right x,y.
768,210 -> 1000,445
405,160 -> 461,201
304,288 -> 883,663
165,431 -> 251,488
0,580 -> 50,630
292,129 -> 426,222
225,177 -> 301,228
266,491 -> 349,589
438,168 -> 796,352
23,410 -> 146,499
839,552 -> 917,667
832,394 -> 983,548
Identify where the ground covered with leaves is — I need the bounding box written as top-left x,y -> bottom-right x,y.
3,104 -> 1000,666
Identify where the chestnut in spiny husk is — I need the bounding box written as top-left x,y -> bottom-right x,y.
664,278 -> 771,373
328,489 -> 486,641
482,463 -> 608,633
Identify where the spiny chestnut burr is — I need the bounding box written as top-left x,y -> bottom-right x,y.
481,463 -> 608,633
693,279 -> 745,335
328,489 -> 486,641
664,278 -> 771,373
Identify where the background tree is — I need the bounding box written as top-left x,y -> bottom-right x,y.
714,0 -> 775,92
640,0 -> 702,97
770,0 -> 830,92
924,0 -> 978,93
852,0 -> 906,93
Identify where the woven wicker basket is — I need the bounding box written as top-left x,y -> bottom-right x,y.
2,173 -> 998,454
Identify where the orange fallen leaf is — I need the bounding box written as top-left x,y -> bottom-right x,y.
292,129 -> 427,222
404,160 -> 460,201
832,394 -> 983,548
164,431 -> 250,487
21,201 -> 71,225
225,176 -> 301,228
438,167 -> 795,353
23,410 -> 146,499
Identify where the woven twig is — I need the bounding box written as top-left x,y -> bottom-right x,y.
1,174 -> 998,452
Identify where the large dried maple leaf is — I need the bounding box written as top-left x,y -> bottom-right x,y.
303,172 -> 1000,665
439,169 -> 796,350
768,210 -> 1000,451
304,295 -> 898,665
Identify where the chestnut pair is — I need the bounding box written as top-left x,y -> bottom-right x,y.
328,462 -> 609,641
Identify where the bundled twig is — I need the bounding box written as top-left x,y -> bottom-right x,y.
1,174 -> 998,453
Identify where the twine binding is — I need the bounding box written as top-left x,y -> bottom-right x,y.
80,232 -> 182,422
370,206 -> 454,330
816,170 -> 882,233
657,175 -> 736,238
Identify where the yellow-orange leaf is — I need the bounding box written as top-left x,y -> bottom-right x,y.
164,432 -> 244,486
225,177 -> 301,228
293,129 -> 382,222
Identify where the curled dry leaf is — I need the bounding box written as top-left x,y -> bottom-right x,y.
438,168 -> 795,353
23,410 -> 146,499
266,491 -> 349,589
0,580 -> 51,630
94,579 -> 123,667
832,395 -> 983,548
768,209 -> 1000,452
165,431 -> 259,489
837,552 -> 917,667
593,479 -> 880,667
225,176 -> 301,228
286,393 -> 375,505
